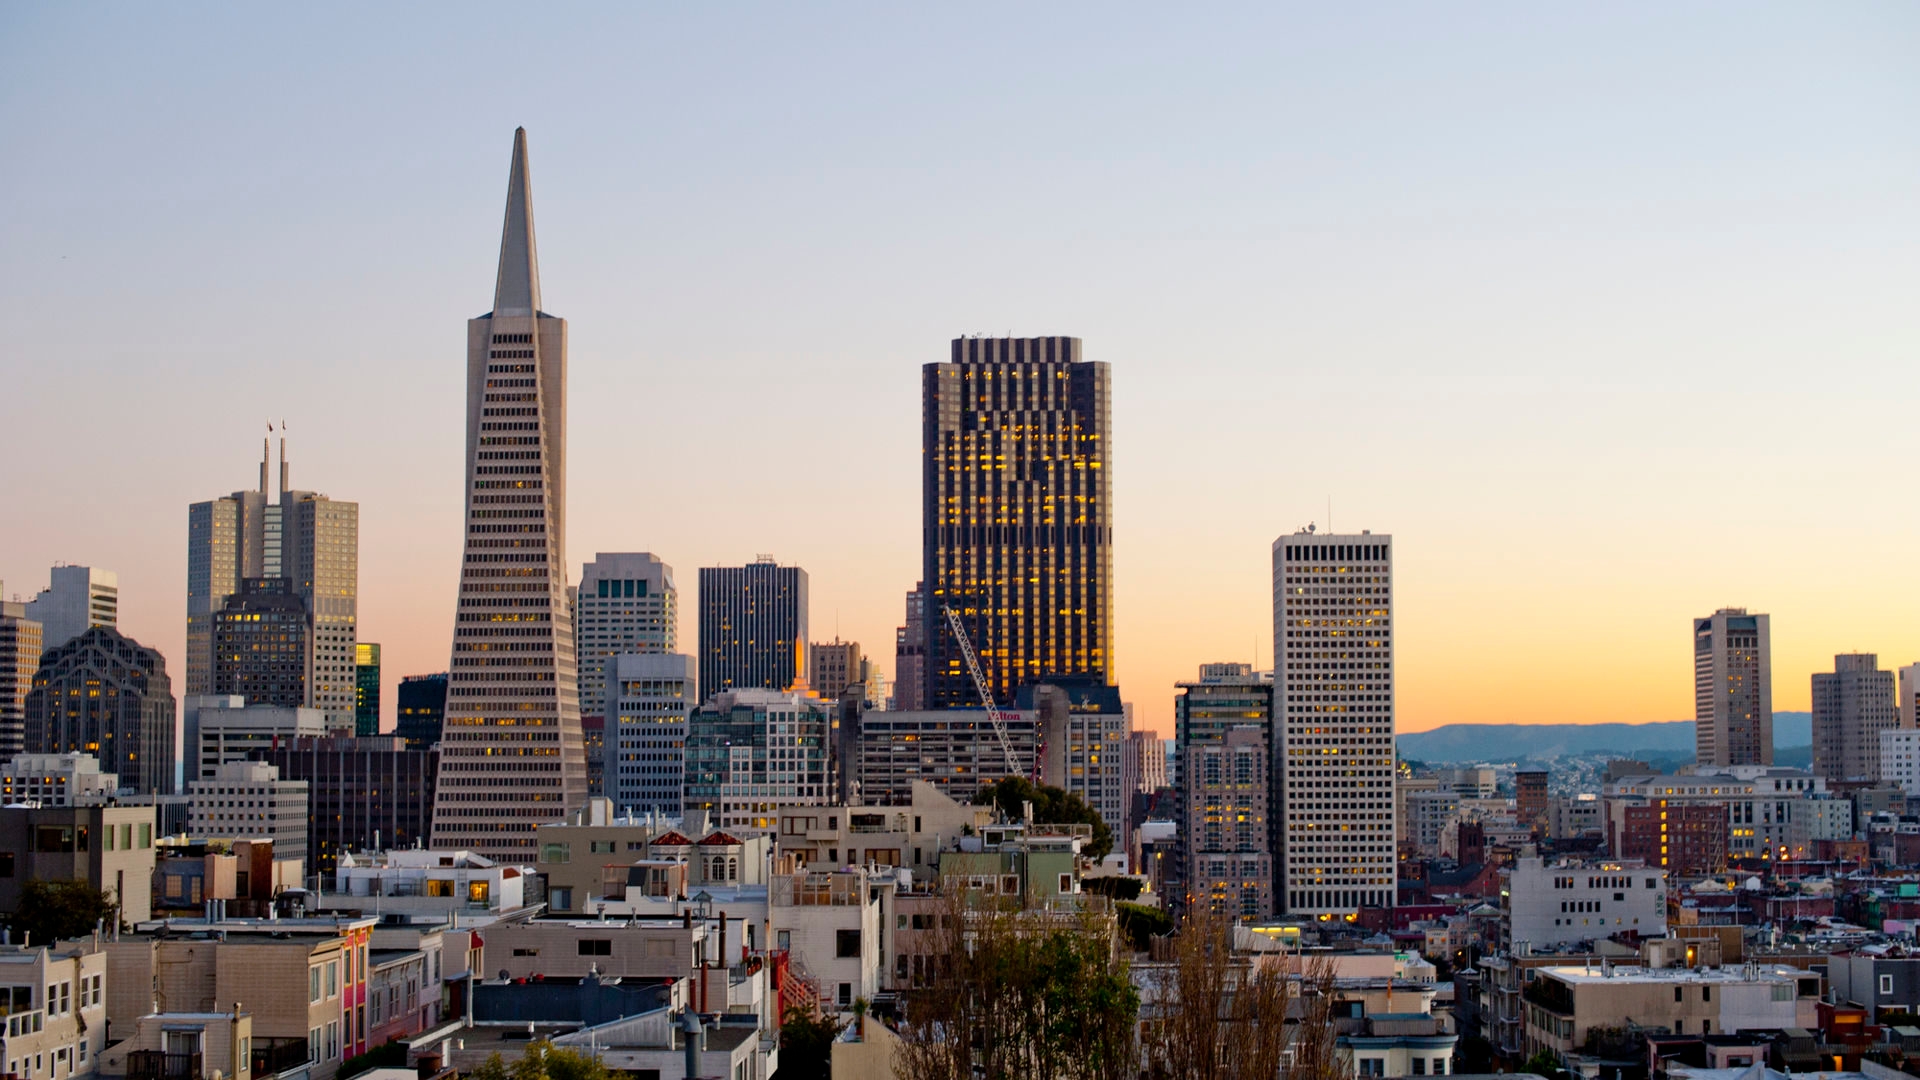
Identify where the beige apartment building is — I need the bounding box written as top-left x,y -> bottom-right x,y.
0,941 -> 107,1080
107,916 -> 376,1080
0,802 -> 157,925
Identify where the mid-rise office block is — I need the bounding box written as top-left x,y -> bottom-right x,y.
187,434 -> 358,727
1694,608 -> 1772,767
194,700 -> 329,779
699,558 -> 808,695
1883,729 -> 1920,797
1405,790 -> 1460,855
257,735 -> 436,874
429,129 -> 590,858
24,627 -> 176,795
212,576 -> 311,707
684,689 -> 835,832
856,708 -> 1044,806
1014,676 -> 1133,856
810,639 -> 865,700
607,652 -> 696,816
924,337 -> 1112,708
0,598 -> 40,759
1901,663 -> 1920,729
1175,663 -> 1276,919
1502,857 -> 1667,951
1616,801 -> 1728,874
187,761 -> 309,854
575,553 -> 677,719
1813,653 -> 1898,782
0,753 -> 118,805
395,672 -> 448,751
1273,530 -> 1396,915
892,583 -> 925,711
24,565 -> 117,651
354,642 -> 381,735
0,800 -> 156,922
1131,729 -> 1167,793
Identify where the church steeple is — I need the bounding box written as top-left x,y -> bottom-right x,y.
492,127 -> 542,317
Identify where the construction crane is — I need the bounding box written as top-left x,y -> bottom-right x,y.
942,605 -> 1027,780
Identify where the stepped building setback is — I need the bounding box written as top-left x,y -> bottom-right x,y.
428,129 -> 588,857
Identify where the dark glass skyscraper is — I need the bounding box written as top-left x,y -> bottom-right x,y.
923,337 -> 1112,708
698,559 -> 808,697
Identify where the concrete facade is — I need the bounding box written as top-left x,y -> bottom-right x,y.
430,128 -> 589,860
1274,531 -> 1397,915
1174,663 -> 1275,919
24,566 -> 117,652
574,552 -> 677,722
187,761 -> 310,855
24,627 -> 176,796
0,600 -> 41,760
1812,653 -> 1898,782
0,942 -> 108,1080
0,753 -> 118,805
1502,857 -> 1666,950
1694,608 -> 1772,768
606,651 -> 695,816
0,802 -> 157,923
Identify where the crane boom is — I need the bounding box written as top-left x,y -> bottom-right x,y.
942,605 -> 1023,778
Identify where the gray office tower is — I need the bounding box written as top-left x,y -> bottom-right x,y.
1694,608 -> 1772,767
698,559 -> 808,696
187,431 -> 358,727
923,337 -> 1112,708
428,128 -> 588,859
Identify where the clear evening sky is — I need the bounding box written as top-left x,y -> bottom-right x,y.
3,5 -> 1916,737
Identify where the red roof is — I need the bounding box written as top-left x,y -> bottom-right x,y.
698,831 -> 745,847
651,831 -> 693,846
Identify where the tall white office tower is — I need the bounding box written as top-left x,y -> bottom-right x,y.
429,128 -> 588,859
575,553 -> 678,719
186,433 -> 359,727
26,566 -> 118,650
1693,608 -> 1772,767
1273,531 -> 1396,916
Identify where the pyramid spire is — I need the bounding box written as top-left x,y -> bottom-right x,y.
492,127 -> 542,317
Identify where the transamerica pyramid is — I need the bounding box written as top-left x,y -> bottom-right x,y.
429,128 -> 588,857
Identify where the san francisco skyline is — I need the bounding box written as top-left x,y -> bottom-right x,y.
3,5 -> 1916,737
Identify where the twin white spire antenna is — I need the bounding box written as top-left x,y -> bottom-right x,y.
259,419 -> 291,494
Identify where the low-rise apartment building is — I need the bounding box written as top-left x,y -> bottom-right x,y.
0,801 -> 157,924
1522,964 -> 1812,1060
320,849 -> 537,918
0,942 -> 107,1080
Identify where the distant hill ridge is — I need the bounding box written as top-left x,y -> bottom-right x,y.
1396,713 -> 1812,764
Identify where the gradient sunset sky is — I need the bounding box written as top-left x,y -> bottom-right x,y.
3,5 -> 1916,738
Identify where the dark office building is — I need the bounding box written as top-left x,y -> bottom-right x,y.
396,672 -> 448,751
257,735 -> 436,874
212,576 -> 311,707
923,336 -> 1112,708
698,559 -> 809,697
355,642 -> 381,736
25,626 -> 177,794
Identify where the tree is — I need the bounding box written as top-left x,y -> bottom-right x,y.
489,1040 -> 613,1080
5,879 -> 117,944
897,885 -> 1138,1080
1115,902 -> 1172,951
1523,1049 -> 1564,1079
973,778 -> 1114,862
467,1054 -> 509,1080
1084,876 -> 1145,902
777,1005 -> 844,1080
1139,908 -> 1294,1080
1290,957 -> 1354,1080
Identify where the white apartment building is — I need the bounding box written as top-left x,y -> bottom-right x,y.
24,565 -> 117,651
1786,794 -> 1855,858
187,761 -> 310,854
0,753 -> 118,805
1551,794 -> 1605,840
607,652 -> 696,816
0,941 -> 108,1080
575,553 -> 677,720
1273,530 -> 1396,915
1881,729 -> 1920,797
1503,856 -> 1667,950
1605,766 -> 1826,860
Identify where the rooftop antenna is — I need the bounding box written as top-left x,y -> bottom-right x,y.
260,422 -> 272,493
278,419 -> 289,494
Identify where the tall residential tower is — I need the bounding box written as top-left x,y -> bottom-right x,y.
1273,531 -> 1396,916
923,337 -> 1112,708
428,129 -> 588,858
1693,608 -> 1772,767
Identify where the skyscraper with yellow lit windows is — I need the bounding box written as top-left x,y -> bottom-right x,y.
922,336 -> 1112,709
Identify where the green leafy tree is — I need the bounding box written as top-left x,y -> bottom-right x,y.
777,1005 -> 844,1080
1115,902 -> 1172,951
467,1053 -> 509,1080
6,879 -> 117,944
495,1040 -> 613,1080
1084,877 -> 1145,902
1523,1049 -> 1564,1079
973,778 -> 1114,862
